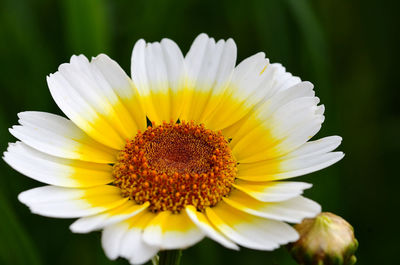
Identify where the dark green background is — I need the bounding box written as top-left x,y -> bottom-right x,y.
0,0 -> 398,264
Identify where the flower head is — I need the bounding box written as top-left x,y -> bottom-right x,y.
3,34 -> 343,265
289,212 -> 358,265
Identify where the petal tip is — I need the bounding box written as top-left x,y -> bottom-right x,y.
17,190 -> 30,205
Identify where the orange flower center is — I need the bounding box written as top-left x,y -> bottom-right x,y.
113,121 -> 237,213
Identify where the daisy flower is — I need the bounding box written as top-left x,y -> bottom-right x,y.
3,33 -> 343,265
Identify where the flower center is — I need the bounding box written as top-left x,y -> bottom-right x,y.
112,121 -> 237,213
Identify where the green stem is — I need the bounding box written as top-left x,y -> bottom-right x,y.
156,250 -> 182,265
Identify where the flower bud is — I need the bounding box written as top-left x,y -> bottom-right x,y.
288,212 -> 358,265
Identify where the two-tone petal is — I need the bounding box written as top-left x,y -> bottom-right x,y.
9,111 -> 117,163
237,136 -> 344,181
18,185 -> 127,218
180,33 -> 237,125
131,38 -> 185,123
3,142 -> 113,187
206,202 -> 299,250
48,54 -> 143,150
143,211 -> 204,249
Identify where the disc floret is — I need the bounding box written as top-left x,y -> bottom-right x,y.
113,120 -> 237,213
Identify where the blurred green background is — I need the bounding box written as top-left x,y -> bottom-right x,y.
0,0 -> 398,264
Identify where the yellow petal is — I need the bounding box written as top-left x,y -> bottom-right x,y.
143,210 -> 204,249
125,209 -> 157,229
223,114 -> 283,163
83,185 -> 128,210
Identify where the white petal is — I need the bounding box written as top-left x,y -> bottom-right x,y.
131,38 -> 185,123
263,81 -> 315,115
102,222 -> 129,260
18,185 -> 127,218
48,54 -> 140,149
3,142 -> 113,188
223,190 -> 321,223
181,33 -> 237,125
70,201 -> 149,233
185,206 -> 239,250
286,136 -> 342,158
230,96 -> 325,163
202,53 -> 269,129
230,53 -> 273,103
102,210 -> 159,263
264,97 -> 324,138
91,54 -> 147,131
238,151 -> 344,181
120,228 -> 159,265
143,211 -> 205,249
269,63 -> 302,92
223,81 -> 314,148
233,180 -> 312,202
273,151 -> 344,180
206,202 -> 299,250
9,111 -> 116,163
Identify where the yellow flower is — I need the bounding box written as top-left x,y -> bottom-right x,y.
3,33 -> 343,265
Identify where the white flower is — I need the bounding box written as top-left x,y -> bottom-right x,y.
3,33 -> 343,265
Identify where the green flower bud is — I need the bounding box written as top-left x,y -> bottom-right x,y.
288,212 -> 358,265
